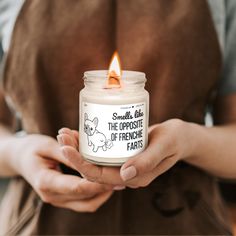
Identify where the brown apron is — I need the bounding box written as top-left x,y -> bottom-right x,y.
0,0 -> 232,235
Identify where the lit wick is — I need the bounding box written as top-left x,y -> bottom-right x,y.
107,52 -> 122,88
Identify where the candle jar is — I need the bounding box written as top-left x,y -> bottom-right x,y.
79,70 -> 149,166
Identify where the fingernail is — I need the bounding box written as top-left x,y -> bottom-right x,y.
113,185 -> 126,191
120,166 -> 137,181
57,135 -> 63,146
58,128 -> 65,134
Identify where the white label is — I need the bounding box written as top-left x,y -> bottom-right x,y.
80,102 -> 147,158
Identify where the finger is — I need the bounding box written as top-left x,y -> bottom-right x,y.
39,184 -> 112,204
60,191 -> 113,212
57,133 -> 77,148
125,155 -> 177,188
120,131 -> 175,182
120,143 -> 162,182
35,169 -> 113,199
58,127 -> 73,135
72,130 -> 79,143
148,124 -> 158,133
58,128 -> 78,146
61,146 -> 124,185
36,139 -> 78,170
41,181 -> 118,205
74,178 -> 114,197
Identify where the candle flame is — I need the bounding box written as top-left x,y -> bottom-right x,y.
109,52 -> 121,77
107,52 -> 121,87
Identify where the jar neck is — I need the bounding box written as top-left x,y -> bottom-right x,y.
83,70 -> 146,91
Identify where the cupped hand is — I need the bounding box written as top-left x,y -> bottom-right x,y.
9,134 -> 113,212
59,119 -> 192,188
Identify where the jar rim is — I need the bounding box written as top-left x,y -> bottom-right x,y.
84,70 -> 146,84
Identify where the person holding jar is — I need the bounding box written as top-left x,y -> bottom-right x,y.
0,0 -> 236,235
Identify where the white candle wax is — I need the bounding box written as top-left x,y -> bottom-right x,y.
79,70 -> 149,166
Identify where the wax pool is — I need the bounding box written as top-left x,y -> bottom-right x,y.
79,70 -> 149,166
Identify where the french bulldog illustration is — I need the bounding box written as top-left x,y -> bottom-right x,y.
84,113 -> 113,152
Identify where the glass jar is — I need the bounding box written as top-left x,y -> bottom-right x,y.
79,70 -> 149,166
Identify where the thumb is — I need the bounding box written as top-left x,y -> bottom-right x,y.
36,138 -> 77,171
120,142 -> 165,182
